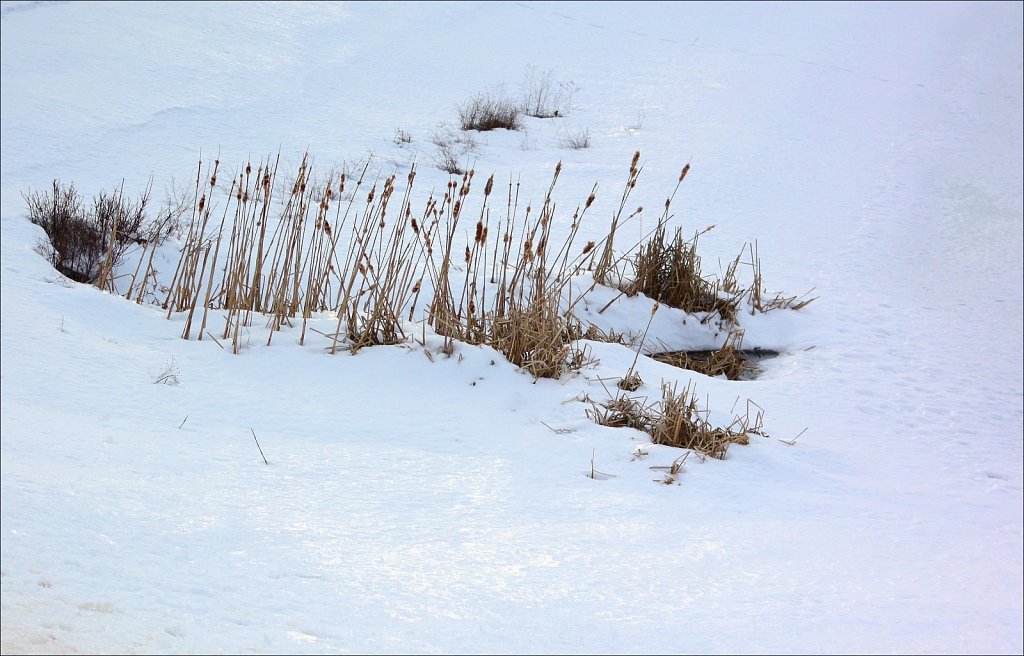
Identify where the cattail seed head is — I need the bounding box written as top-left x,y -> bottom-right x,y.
679,163 -> 690,182
465,246 -> 471,263
582,240 -> 595,255
586,193 -> 595,208
484,175 -> 494,197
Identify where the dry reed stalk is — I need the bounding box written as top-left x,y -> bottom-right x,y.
594,151 -> 642,285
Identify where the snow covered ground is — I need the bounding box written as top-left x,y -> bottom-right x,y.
1,1 -> 1021,653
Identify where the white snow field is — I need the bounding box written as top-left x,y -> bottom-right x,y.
2,1 -> 1022,654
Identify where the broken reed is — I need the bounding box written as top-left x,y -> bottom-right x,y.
134,150 -> 806,374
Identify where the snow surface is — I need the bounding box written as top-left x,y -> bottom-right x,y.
2,1 -> 1022,653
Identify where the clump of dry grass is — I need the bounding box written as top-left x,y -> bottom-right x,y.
588,378 -> 766,460
651,329 -> 750,380
587,393 -> 651,431
458,90 -> 522,132
647,381 -> 744,459
724,241 -> 817,314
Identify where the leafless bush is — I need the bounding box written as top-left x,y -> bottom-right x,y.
393,128 -> 413,146
521,65 -> 579,118
24,180 -> 96,282
430,124 -> 477,174
558,127 -> 591,150
24,180 -> 179,285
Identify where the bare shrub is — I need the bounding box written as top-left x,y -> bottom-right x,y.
521,65 -> 579,118
435,142 -> 464,175
24,180 -> 96,282
153,356 -> 181,385
558,127 -> 591,150
458,90 -> 522,131
393,128 -> 413,146
24,180 -> 176,286
430,124 -> 477,174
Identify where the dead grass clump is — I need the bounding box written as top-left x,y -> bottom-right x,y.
587,394 -> 651,431
582,324 -> 633,346
490,290 -> 584,379
618,370 -> 643,391
458,91 -> 522,132
589,378 -> 765,460
724,241 -> 817,314
627,223 -> 737,322
648,381 -> 755,459
652,330 -> 749,380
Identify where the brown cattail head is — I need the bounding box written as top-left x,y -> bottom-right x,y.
474,220 -> 483,244
582,240 -> 595,255
263,171 -> 271,189
586,192 -> 595,208
367,186 -> 375,204
465,245 -> 471,263
412,279 -> 421,293
631,150 -> 641,170
680,163 -> 691,182
245,163 -> 251,176
484,175 -> 494,197
651,301 -> 660,316
481,226 -> 488,243
411,217 -> 419,234
198,195 -> 206,212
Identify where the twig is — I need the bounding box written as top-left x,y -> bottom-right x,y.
178,414 -> 188,429
779,427 -> 807,446
250,428 -> 269,465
